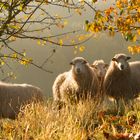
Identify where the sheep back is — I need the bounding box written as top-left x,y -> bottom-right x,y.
58,70 -> 80,103
52,72 -> 67,101
0,82 -> 44,119
130,61 -> 140,97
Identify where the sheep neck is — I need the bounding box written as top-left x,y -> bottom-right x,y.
72,67 -> 93,88
104,61 -> 132,99
109,61 -> 131,80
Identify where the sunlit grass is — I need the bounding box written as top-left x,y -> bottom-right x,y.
0,98 -> 140,140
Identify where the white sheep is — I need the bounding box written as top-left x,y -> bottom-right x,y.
130,61 -> 140,85
52,57 -> 99,103
91,59 -> 109,92
91,59 -> 109,81
103,53 -> 140,108
0,82 -> 44,119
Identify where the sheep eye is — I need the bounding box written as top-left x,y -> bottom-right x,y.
70,62 -> 74,65
126,56 -> 131,61
112,58 -> 118,62
94,66 -> 98,69
91,65 -> 97,69
82,60 -> 87,64
104,64 -> 109,68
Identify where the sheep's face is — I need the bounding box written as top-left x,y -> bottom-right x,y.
112,54 -> 131,71
91,62 -> 108,78
70,57 -> 88,75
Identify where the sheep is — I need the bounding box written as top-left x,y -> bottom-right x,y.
52,57 -> 99,104
103,53 -> 140,110
91,59 -> 109,92
129,61 -> 140,86
0,81 -> 44,119
91,59 -> 109,81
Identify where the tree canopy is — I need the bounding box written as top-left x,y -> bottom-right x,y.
84,0 -> 140,54
0,0 -> 140,79
0,0 -> 87,78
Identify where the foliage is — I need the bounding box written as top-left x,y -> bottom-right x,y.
1,0 -> 140,79
83,0 -> 140,54
0,0 -> 90,78
0,98 -> 140,139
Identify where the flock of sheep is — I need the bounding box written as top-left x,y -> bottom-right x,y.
53,53 -> 140,108
0,53 -> 140,119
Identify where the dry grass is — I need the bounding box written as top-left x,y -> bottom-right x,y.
0,98 -> 140,140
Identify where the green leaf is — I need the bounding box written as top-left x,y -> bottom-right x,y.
120,9 -> 124,15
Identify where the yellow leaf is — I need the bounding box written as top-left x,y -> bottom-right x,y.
132,35 -> 137,42
9,36 -> 16,41
79,46 -> 85,52
20,58 -> 32,65
116,1 -> 122,9
56,23 -> 64,29
75,9 -> 82,15
23,52 -> 26,57
12,53 -> 18,58
78,35 -> 85,41
43,41 -> 47,44
64,20 -> 68,26
19,4 -> 23,11
71,39 -> 75,44
128,45 -> 140,54
137,30 -> 140,35
59,39 -> 63,46
37,40 -> 41,45
0,61 -> 5,66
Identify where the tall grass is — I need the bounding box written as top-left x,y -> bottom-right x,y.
0,98 -> 140,140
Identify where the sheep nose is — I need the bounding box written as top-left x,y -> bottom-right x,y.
76,68 -> 81,73
121,65 -> 124,70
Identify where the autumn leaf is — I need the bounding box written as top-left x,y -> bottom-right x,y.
0,61 -> 5,66
37,40 -> 41,45
79,46 -> 85,52
75,8 -> 82,15
64,20 -> 68,26
59,39 -> 63,46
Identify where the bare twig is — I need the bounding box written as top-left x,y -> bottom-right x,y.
41,49 -> 56,68
2,41 -> 53,73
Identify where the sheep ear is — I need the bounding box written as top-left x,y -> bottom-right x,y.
126,56 -> 131,60
112,58 -> 117,61
105,64 -> 109,68
91,65 -> 97,69
70,62 -> 74,65
83,60 -> 87,64
105,64 -> 109,67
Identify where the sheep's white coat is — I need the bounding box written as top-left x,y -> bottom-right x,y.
91,59 -> 108,81
103,53 -> 140,102
0,82 -> 44,119
53,57 -> 99,103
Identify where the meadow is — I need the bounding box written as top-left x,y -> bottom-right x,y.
0,98 -> 140,140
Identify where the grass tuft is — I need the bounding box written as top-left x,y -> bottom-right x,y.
0,98 -> 140,140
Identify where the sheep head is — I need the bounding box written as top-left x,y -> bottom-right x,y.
91,60 -> 109,79
70,57 -> 88,75
112,53 -> 131,71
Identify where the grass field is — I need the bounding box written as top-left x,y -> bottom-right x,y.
0,98 -> 140,140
